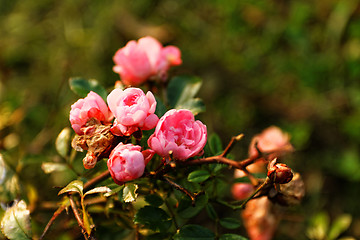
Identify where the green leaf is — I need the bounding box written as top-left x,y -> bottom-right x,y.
41,162 -> 68,174
122,183 -> 138,203
176,98 -> 205,115
188,170 -> 211,183
55,127 -> 71,158
219,234 -> 248,240
209,133 -> 223,155
58,180 -> 84,196
173,224 -> 215,240
205,204 -> 218,221
0,154 -> 6,184
145,193 -> 164,207
155,96 -> 167,117
134,206 -> 172,232
167,76 -> 202,108
328,214 -> 352,240
84,186 -> 112,198
219,217 -> 241,229
69,77 -> 107,100
1,200 -> 32,240
307,212 -> 329,240
177,194 -> 208,219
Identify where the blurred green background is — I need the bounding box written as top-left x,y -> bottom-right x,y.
1,0 -> 360,239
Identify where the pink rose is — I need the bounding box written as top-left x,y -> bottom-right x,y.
113,36 -> 182,86
242,197 -> 278,240
107,87 -> 159,136
148,109 -> 207,160
232,183 -> 254,201
70,91 -> 113,135
107,143 -> 154,185
248,126 -> 293,159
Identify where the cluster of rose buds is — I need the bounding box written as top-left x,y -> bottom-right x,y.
70,88 -> 207,184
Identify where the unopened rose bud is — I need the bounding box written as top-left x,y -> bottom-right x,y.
268,163 -> 293,184
269,173 -> 305,206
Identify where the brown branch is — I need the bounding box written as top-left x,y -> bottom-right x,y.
221,134 -> 244,157
84,170 -> 110,191
39,204 -> 67,240
69,195 -> 88,240
163,175 -> 197,205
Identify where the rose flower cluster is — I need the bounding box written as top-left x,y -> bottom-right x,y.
69,36 -> 207,185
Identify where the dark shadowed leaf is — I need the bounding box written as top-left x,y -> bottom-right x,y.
173,224 -> 215,240
177,194 -> 208,219
167,76 -> 202,108
219,234 -> 248,240
134,206 -> 172,232
219,217 -> 241,229
69,77 -> 107,100
145,193 -> 164,207
0,200 -> 32,240
209,133 -> 223,155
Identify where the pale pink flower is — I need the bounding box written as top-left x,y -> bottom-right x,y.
248,126 -> 293,159
107,143 -> 154,185
148,109 -> 207,160
69,91 -> 113,135
113,36 -> 182,86
107,87 -> 159,136
242,197 -> 278,240
231,183 -> 254,200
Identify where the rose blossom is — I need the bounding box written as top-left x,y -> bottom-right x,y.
148,109 -> 207,160
113,36 -> 182,86
232,183 -> 254,201
70,91 -> 113,135
242,196 -> 278,240
107,143 -> 154,185
248,126 -> 293,159
107,87 -> 159,136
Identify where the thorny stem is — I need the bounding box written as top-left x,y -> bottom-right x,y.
239,177 -> 272,209
221,134 -> 244,157
69,195 -> 89,240
39,204 -> 66,240
84,170 -> 110,191
163,175 -> 197,205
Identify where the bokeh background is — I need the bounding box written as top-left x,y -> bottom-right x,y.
1,0 -> 360,239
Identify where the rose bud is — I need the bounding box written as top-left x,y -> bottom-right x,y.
148,109 -> 207,161
107,87 -> 159,136
70,91 -> 113,135
113,36 -> 182,86
232,183 -> 254,201
248,126 -> 293,159
107,143 -> 154,185
267,163 -> 293,184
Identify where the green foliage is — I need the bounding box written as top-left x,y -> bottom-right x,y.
187,170 -> 211,183
0,200 -> 32,240
219,234 -> 248,240
69,77 -> 108,100
58,180 -> 84,196
134,205 -> 172,232
122,183 -> 138,203
167,76 -> 205,115
173,224 -> 215,240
